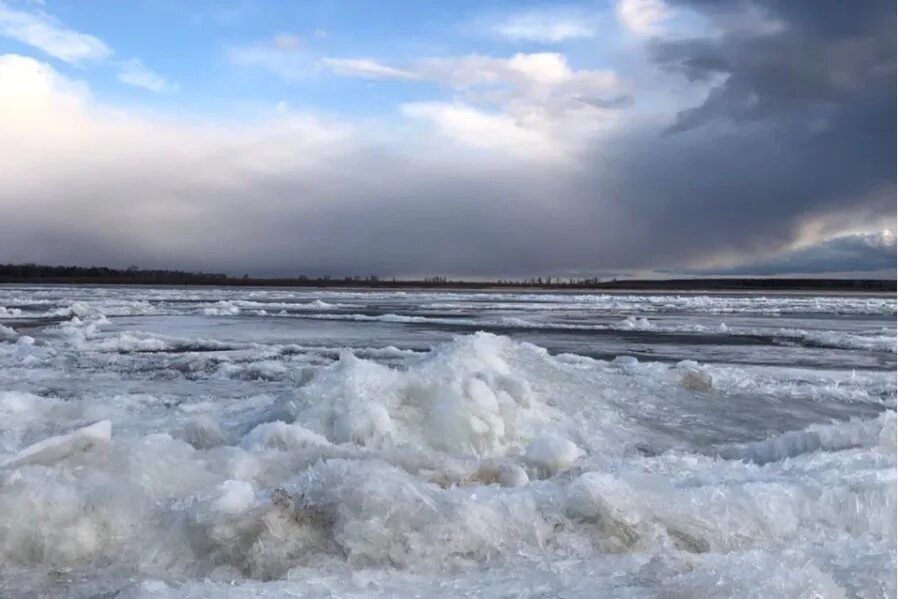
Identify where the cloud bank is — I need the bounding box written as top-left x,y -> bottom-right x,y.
0,0 -> 893,277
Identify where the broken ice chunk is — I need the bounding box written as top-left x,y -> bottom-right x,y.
1,420 -> 111,469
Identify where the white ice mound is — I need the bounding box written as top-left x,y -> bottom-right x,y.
184,478 -> 337,579
54,301 -> 94,318
491,462 -> 530,487
202,301 -> 241,316
677,360 -> 713,391
566,472 -> 646,549
2,420 -> 111,469
291,333 -> 538,456
620,316 -> 654,330
176,416 -> 229,449
217,360 -> 288,381
722,411 -> 896,465
0,390 -> 40,415
0,306 -> 23,318
681,369 -> 712,392
525,434 -> 581,476
280,458 -> 553,566
425,378 -> 508,454
332,398 -> 394,446
213,480 -> 256,514
240,421 -> 332,451
0,323 -> 17,342
428,460 -> 530,488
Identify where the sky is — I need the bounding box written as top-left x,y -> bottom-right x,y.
0,0 -> 894,279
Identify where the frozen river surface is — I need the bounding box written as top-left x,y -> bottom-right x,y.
0,285 -> 894,598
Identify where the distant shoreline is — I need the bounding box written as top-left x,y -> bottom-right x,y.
0,264 -> 893,293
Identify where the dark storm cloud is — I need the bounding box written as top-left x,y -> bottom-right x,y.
700,232 -> 897,276
574,0 -> 896,272
574,94 -> 895,272
576,94 -> 635,109
654,0 -> 895,133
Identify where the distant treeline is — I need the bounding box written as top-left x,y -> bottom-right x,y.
0,263 -> 894,292
0,264 -> 230,285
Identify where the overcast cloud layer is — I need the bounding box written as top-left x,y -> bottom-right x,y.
0,0 -> 894,277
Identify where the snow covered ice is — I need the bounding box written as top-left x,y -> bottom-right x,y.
0,285 -> 894,597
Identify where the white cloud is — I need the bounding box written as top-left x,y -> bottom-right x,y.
401,102 -> 564,160
273,33 -> 300,49
0,2 -> 177,95
323,52 -> 621,97
321,57 -> 416,80
615,0 -> 671,37
486,8 -> 596,43
117,59 -> 177,93
0,53 -> 359,261
248,48 -> 627,158
0,54 -> 349,180
419,52 -> 619,91
229,41 -> 313,81
0,1 -> 110,63
321,52 -> 627,158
